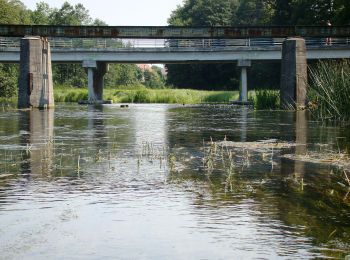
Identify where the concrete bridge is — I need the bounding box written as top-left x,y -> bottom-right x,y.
1,25 -> 350,108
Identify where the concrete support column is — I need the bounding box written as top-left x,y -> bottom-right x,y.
237,60 -> 251,102
83,61 -> 108,102
18,36 -> 54,109
87,67 -> 95,101
280,37 -> 308,109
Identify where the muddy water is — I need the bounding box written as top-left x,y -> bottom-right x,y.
0,104 -> 349,259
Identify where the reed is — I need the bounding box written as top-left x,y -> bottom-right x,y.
54,85 -> 239,104
308,60 -> 350,121
250,89 -> 280,110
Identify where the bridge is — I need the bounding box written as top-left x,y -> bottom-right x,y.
1,25 -> 350,108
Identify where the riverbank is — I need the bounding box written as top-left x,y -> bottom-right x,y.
54,86 -> 240,104
0,86 -> 280,108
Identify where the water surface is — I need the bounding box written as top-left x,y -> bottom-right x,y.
0,104 -> 349,259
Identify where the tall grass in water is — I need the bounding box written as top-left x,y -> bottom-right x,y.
55,85 -> 239,104
250,90 -> 280,110
308,60 -> 350,121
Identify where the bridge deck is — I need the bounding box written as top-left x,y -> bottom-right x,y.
1,36 -> 350,63
1,25 -> 350,38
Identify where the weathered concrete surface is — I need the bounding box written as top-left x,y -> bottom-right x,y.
83,61 -> 108,102
238,60 -> 251,102
18,37 -> 54,109
280,38 -> 307,109
3,46 -> 350,63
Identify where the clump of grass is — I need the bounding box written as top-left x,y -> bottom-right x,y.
250,90 -> 280,110
54,85 -> 88,102
308,60 -> 350,121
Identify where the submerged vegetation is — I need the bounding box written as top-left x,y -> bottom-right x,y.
308,60 -> 350,121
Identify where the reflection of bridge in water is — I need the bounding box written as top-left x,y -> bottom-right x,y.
1,25 -> 350,108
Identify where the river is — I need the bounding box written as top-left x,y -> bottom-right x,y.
0,104 -> 349,259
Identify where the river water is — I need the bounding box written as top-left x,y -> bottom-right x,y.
0,104 -> 349,259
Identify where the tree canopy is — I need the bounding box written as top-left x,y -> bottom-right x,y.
166,0 -> 350,90
0,1 -> 166,98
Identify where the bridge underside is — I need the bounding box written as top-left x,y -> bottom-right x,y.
1,35 -> 349,108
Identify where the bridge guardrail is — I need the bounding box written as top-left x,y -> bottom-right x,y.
1,37 -> 349,50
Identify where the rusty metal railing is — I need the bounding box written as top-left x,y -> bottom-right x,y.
1,25 -> 350,38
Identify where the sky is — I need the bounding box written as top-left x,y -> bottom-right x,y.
20,0 -> 184,26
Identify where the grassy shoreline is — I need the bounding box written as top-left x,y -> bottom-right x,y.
54,86 -> 241,104
1,86 -> 281,108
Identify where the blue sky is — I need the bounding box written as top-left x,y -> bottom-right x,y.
21,0 -> 183,25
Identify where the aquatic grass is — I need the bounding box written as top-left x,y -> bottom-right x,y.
308,60 -> 350,121
250,90 -> 280,110
54,85 -> 239,104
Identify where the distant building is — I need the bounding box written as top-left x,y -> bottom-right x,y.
137,64 -> 152,71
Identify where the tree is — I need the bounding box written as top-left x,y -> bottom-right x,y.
30,2 -> 51,24
143,66 -> 166,89
105,64 -> 142,87
49,2 -> 92,25
168,0 -> 237,26
0,0 -> 31,24
0,64 -> 17,98
234,0 -> 273,25
0,0 -> 31,98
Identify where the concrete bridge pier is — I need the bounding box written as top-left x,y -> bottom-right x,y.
83,61 -> 108,102
238,60 -> 251,102
280,38 -> 308,109
18,36 -> 54,109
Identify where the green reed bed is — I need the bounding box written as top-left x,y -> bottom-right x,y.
249,90 -> 280,110
308,60 -> 350,121
55,85 -> 239,104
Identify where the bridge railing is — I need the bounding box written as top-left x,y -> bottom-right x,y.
1,37 -> 350,50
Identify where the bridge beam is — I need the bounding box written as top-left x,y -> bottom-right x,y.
238,60 -> 251,102
83,61 -> 108,102
280,38 -> 308,109
18,36 -> 54,109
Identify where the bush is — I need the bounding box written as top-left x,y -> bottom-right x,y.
0,65 -> 18,98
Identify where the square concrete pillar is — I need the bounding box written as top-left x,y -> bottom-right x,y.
238,60 -> 251,102
280,37 -> 307,109
83,60 -> 108,102
18,36 -> 54,109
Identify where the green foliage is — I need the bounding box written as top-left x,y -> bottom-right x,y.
53,64 -> 87,88
48,2 -> 92,25
0,64 -> 18,98
105,64 -> 142,87
234,0 -> 273,25
168,0 -> 237,26
0,0 -> 31,24
30,2 -> 51,24
54,85 -> 239,104
308,60 -> 350,121
251,90 -> 280,110
143,66 -> 166,89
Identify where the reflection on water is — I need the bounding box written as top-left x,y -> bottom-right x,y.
0,104 -> 349,259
